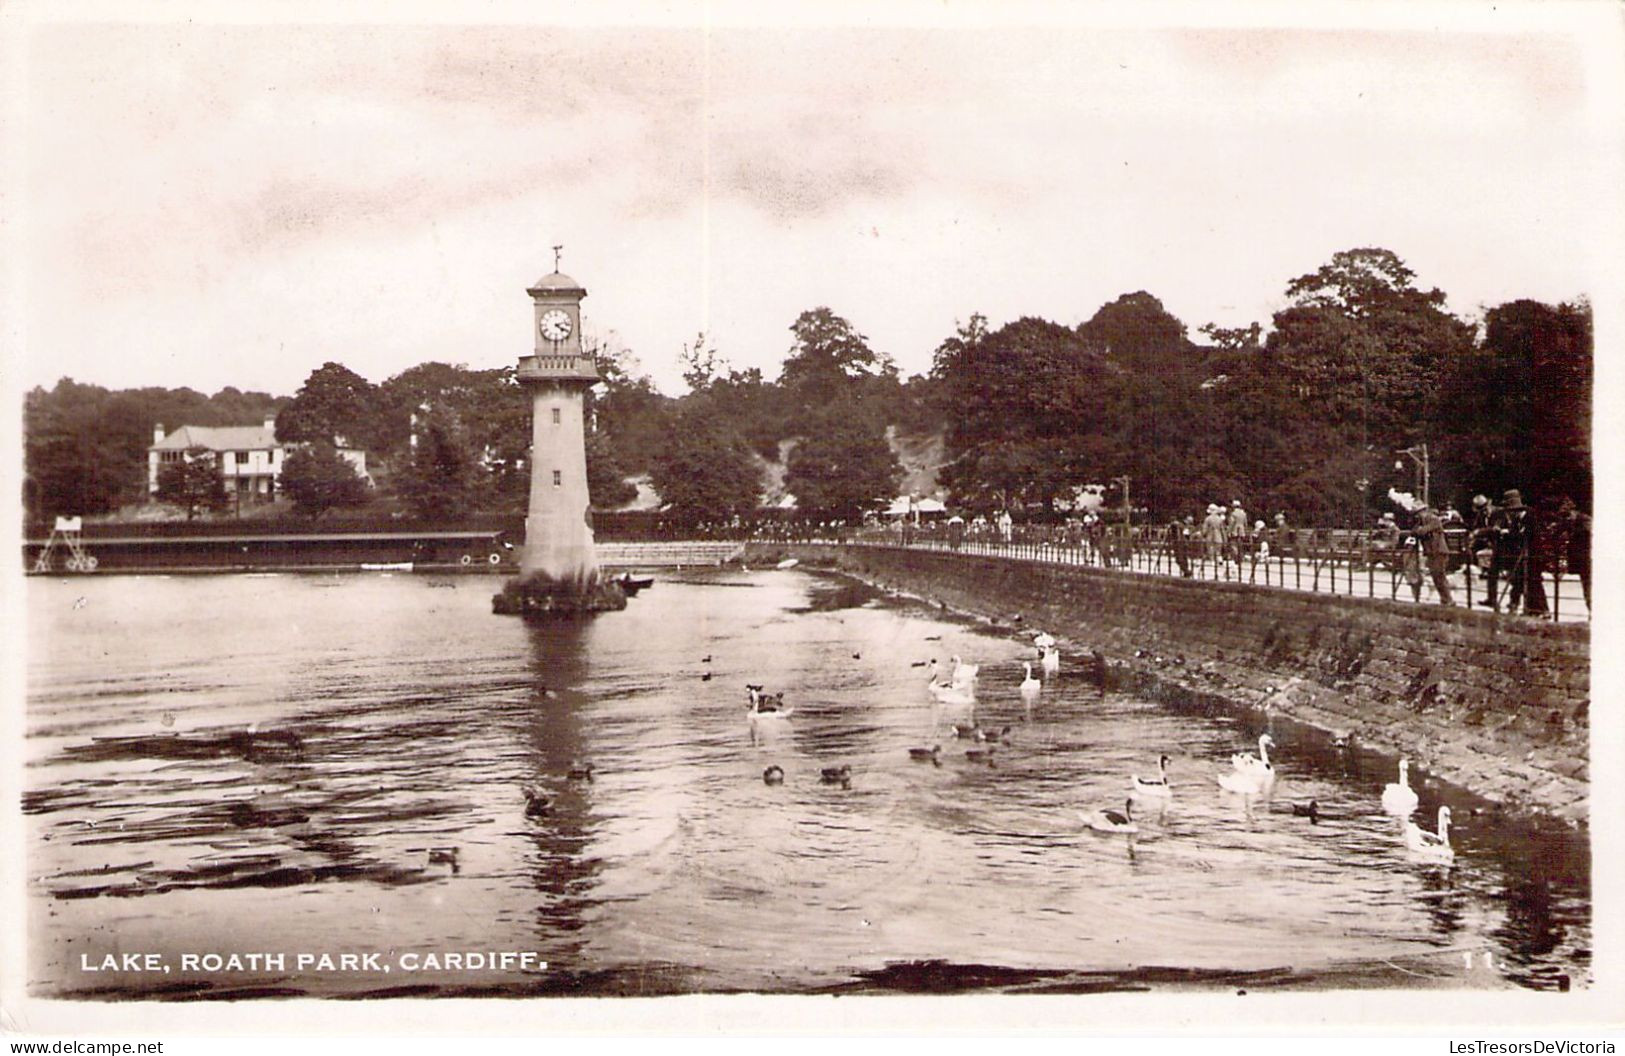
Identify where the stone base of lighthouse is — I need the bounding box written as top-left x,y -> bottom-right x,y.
492,569 -> 627,617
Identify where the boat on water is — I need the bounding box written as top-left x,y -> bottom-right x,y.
618,574 -> 655,596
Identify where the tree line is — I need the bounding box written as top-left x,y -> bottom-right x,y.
22,246 -> 1591,527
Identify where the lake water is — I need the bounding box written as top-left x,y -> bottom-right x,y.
23,569 -> 1590,997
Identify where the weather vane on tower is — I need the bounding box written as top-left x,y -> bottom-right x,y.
552,244 -> 563,272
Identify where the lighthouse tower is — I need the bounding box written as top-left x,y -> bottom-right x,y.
494,252 -> 627,616
517,264 -> 599,582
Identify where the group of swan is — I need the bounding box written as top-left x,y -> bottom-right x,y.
1082,741 -> 1456,864
1383,756 -> 1453,862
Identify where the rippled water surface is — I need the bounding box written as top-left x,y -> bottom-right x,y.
24,570 -> 1590,997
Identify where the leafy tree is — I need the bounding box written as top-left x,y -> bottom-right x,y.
678,331 -> 729,394
783,405 -> 902,521
277,362 -> 386,450
279,441 -> 371,518
935,315 -> 1111,512
780,308 -> 896,410
586,430 -> 639,509
394,408 -> 483,519
154,447 -> 227,520
647,409 -> 761,522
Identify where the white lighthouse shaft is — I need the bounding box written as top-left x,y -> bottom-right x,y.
521,382 -> 598,582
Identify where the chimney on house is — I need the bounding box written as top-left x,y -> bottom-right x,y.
263,416 -> 276,435
153,424 -> 165,445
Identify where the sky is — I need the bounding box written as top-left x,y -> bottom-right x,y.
5,2 -> 1624,400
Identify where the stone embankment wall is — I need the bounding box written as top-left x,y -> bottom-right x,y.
757,544 -> 1589,825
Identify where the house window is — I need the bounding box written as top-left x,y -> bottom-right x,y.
161,451 -> 182,463
551,407 -> 561,425
553,470 -> 562,488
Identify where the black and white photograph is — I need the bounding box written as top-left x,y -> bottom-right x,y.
2,0 -> 1621,1042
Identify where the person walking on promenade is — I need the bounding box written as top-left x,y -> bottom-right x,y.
1272,511 -> 1294,558
1413,504 -> 1455,605
1562,499 -> 1591,612
1166,515 -> 1193,577
1491,489 -> 1547,616
1202,504 -> 1226,566
1226,499 -> 1249,567
1468,493 -> 1498,605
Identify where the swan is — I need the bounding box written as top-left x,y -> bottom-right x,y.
1033,631 -> 1057,651
1403,806 -> 1455,863
1019,662 -> 1042,706
1040,646 -> 1060,679
1217,766 -> 1269,796
1381,758 -> 1420,816
950,655 -> 980,689
927,664 -> 976,707
1131,755 -> 1173,798
1232,734 -> 1275,774
1086,797 -> 1139,834
746,685 -> 794,719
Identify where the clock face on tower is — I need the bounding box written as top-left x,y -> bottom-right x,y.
538,309 -> 573,343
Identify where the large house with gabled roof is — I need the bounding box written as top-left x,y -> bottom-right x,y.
147,418 -> 369,505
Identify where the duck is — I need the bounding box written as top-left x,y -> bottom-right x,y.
1086,797 -> 1139,834
1131,755 -> 1173,798
763,765 -> 785,786
1403,806 -> 1455,863
1291,800 -> 1322,824
1040,646 -> 1060,679
965,746 -> 996,765
907,745 -> 943,766
1019,662 -> 1042,706
949,655 -> 980,689
978,724 -> 1012,744
951,724 -> 981,740
567,761 -> 594,782
427,847 -> 460,872
522,787 -> 552,818
820,765 -> 852,788
1381,758 -> 1420,816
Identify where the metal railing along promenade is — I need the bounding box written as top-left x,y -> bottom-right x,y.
830,523 -> 1589,625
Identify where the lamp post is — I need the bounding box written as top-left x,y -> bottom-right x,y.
1396,444 -> 1430,507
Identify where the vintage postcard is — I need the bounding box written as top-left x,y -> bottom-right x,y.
2,0 -> 1622,1041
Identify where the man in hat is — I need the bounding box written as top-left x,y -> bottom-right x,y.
1468,493 -> 1497,605
1226,499 -> 1249,567
1561,499 -> 1591,612
1490,489 -> 1546,615
1413,504 -> 1455,605
1166,514 -> 1194,577
1202,504 -> 1226,565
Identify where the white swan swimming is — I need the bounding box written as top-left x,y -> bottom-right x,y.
1132,755 -> 1173,799
1019,662 -> 1042,706
745,685 -> 795,720
1403,805 -> 1455,863
1085,797 -> 1139,834
1040,646 -> 1060,679
1232,734 -> 1274,774
1381,758 -> 1420,817
1217,765 -> 1270,796
949,655 -> 980,689
1033,631 -> 1057,651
